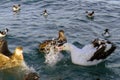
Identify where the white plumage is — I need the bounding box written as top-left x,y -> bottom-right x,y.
59,39 -> 116,66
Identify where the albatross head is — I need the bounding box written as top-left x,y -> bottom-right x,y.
57,43 -> 71,51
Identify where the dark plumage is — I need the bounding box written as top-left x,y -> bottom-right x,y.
24,72 -> 40,80
39,30 -> 67,54
0,39 -> 12,56
89,39 -> 116,61
56,30 -> 67,46
39,40 -> 53,53
102,29 -> 111,38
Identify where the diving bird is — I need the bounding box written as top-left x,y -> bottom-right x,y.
0,28 -> 9,38
0,39 -> 24,69
57,38 -> 116,66
12,4 -> 21,12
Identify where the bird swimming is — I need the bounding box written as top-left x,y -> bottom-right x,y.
86,11 -> 94,19
56,30 -> 67,46
0,28 -> 9,38
12,4 -> 21,12
39,30 -> 67,65
39,30 -> 67,54
0,39 -> 24,70
57,38 -> 116,66
43,9 -> 48,16
102,29 -> 111,38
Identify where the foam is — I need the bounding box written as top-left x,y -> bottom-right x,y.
44,46 -> 63,66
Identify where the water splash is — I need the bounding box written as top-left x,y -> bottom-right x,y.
44,46 -> 63,66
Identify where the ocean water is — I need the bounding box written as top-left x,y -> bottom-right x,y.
0,0 -> 120,80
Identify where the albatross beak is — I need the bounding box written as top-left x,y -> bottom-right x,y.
56,46 -> 63,51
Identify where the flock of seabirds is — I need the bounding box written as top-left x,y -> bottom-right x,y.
0,4 -> 117,80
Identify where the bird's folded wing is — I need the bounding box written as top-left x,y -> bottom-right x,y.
88,46 -> 106,61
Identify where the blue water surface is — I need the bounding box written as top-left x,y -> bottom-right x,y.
0,0 -> 120,80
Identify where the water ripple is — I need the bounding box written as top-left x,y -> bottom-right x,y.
0,0 -> 120,80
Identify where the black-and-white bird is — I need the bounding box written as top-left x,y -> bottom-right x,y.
57,38 -> 116,66
102,29 -> 111,38
12,4 -> 21,12
86,11 -> 94,19
0,28 -> 9,38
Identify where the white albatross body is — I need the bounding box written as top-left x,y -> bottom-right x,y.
68,44 -> 102,66
60,42 -> 116,66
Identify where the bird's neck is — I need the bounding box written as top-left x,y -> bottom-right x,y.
105,31 -> 109,34
58,33 -> 66,40
68,43 -> 81,54
67,43 -> 83,64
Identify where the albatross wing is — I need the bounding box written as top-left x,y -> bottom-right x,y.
89,43 -> 116,61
